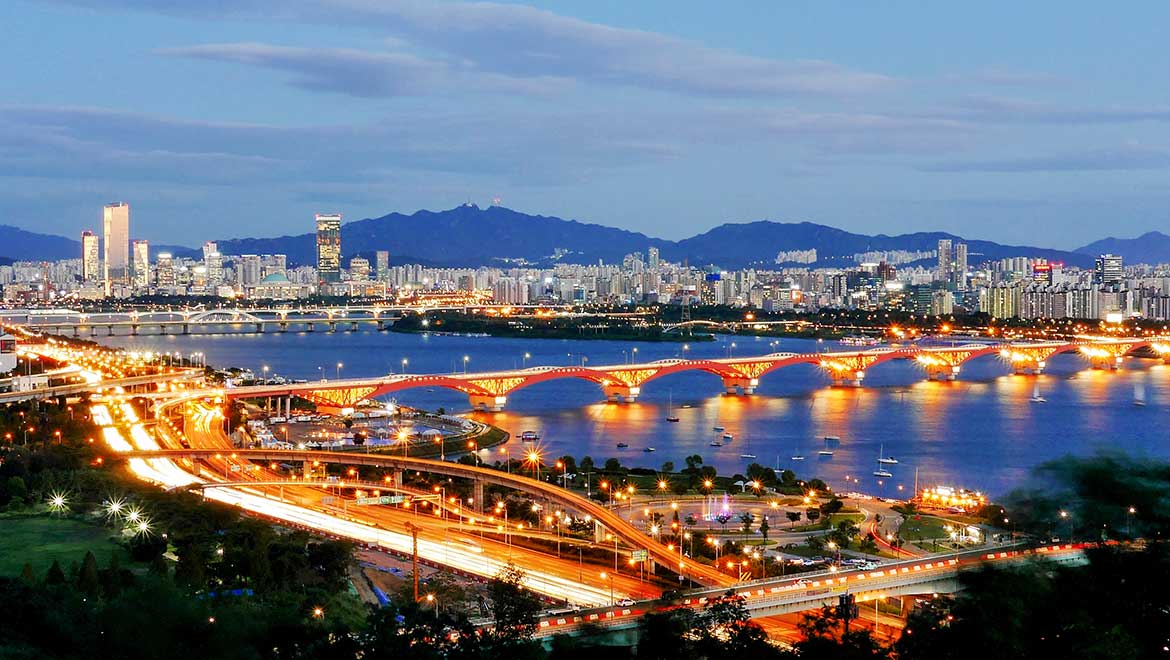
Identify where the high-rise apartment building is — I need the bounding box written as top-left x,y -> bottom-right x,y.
648,246 -> 660,270
81,230 -> 100,282
102,202 -> 130,291
315,213 -> 342,284
375,250 -> 390,282
954,242 -> 968,291
131,240 -> 150,289
238,255 -> 262,287
1094,254 -> 1123,286
936,239 -> 952,284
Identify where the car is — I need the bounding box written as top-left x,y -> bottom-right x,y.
615,598 -> 636,607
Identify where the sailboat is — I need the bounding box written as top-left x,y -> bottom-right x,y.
873,445 -> 893,477
666,391 -> 680,422
817,437 -> 834,457
791,441 -> 805,461
1030,382 -> 1046,403
1133,383 -> 1147,407
739,436 -> 756,460
877,444 -> 898,465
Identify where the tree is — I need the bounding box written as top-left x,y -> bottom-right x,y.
20,563 -> 36,586
488,563 -> 542,638
806,508 -> 822,524
858,535 -> 878,559
661,461 -> 675,474
739,512 -> 754,540
557,455 -> 577,475
683,454 -> 703,473
5,476 -> 28,504
758,517 -> 770,542
77,551 -> 100,599
45,560 -> 65,585
786,510 -> 803,528
603,457 -> 622,472
579,456 -> 594,473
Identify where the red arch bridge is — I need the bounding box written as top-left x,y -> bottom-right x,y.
221,339 -> 1170,412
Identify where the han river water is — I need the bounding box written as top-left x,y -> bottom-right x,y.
103,330 -> 1170,498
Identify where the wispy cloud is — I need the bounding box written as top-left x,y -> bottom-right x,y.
931,95 -> 1170,124
919,144 -> 1170,173
55,0 -> 897,98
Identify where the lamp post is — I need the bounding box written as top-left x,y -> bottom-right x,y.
463,355 -> 470,374
600,571 -> 614,607
336,362 -> 343,380
401,358 -> 409,374
522,352 -> 531,368
1126,506 -> 1136,538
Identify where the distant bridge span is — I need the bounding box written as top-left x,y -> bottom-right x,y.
211,338 -> 1169,411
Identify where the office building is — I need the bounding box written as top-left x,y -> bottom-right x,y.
315,213 -> 342,284
131,240 -> 149,288
954,242 -> 968,290
102,202 -> 130,291
81,231 -> 100,282
349,256 -> 371,281
1095,254 -> 1123,286
156,253 -> 176,291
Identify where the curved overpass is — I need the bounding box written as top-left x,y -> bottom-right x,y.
121,448 -> 736,588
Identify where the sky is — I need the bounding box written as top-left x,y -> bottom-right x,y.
3,1 -> 1169,249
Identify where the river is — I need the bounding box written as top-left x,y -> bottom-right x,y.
101,328 -> 1169,498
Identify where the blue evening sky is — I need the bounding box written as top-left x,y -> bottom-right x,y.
3,1 -> 1169,249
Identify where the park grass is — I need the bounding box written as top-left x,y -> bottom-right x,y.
896,515 -> 954,542
0,515 -> 130,577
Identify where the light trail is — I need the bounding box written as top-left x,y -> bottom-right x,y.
95,399 -> 620,605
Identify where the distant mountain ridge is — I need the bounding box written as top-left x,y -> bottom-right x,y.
1074,231 -> 1170,266
3,207 -> 1168,268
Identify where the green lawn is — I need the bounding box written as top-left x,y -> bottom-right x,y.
897,515 -> 954,542
0,516 -> 130,577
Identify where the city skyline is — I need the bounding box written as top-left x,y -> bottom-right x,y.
4,1 -> 1170,247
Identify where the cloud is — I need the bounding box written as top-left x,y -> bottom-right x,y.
918,144 -> 1170,173
931,95 -> 1170,124
158,42 -> 574,98
55,0 -> 896,98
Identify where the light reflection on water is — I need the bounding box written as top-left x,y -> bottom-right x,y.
103,329 -> 1169,497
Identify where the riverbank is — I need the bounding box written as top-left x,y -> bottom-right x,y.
392,312 -> 713,342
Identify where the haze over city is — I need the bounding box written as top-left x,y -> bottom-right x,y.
5,1 -> 1170,246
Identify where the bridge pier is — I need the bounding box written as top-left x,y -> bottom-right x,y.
925,365 -> 960,381
327,321 -> 337,332
1013,361 -> 1045,375
603,385 -> 640,403
130,324 -> 139,336
831,371 -> 866,387
350,321 -> 359,332
376,319 -> 387,331
278,322 -> 288,333
306,322 -> 314,332
721,377 -> 757,395
182,323 -> 190,335
255,322 -> 263,333
469,394 -> 507,412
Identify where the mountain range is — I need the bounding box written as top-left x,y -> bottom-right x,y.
1,205 -> 1167,269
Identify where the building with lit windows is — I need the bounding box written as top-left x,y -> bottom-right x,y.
316,213 -> 342,283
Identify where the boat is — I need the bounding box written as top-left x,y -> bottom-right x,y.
710,441 -> 723,447
713,426 -> 725,432
817,437 -> 834,457
872,469 -> 894,478
1134,383 -> 1147,407
722,433 -> 734,442
791,441 -> 805,461
840,335 -> 881,347
1030,383 -> 1046,403
791,454 -> 805,461
616,442 -> 629,448
666,391 -> 680,423
520,430 -> 541,442
643,447 -> 656,453
823,435 -> 841,444
740,453 -> 757,459
872,445 -> 894,477
877,444 -> 898,465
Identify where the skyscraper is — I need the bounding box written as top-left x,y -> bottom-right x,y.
936,239 -> 952,284
315,213 -> 342,284
132,239 -> 150,289
80,230 -> 100,282
349,256 -> 370,281
103,202 -> 130,292
648,246 -> 660,270
1094,254 -> 1123,286
375,250 -> 390,282
156,253 -> 175,291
